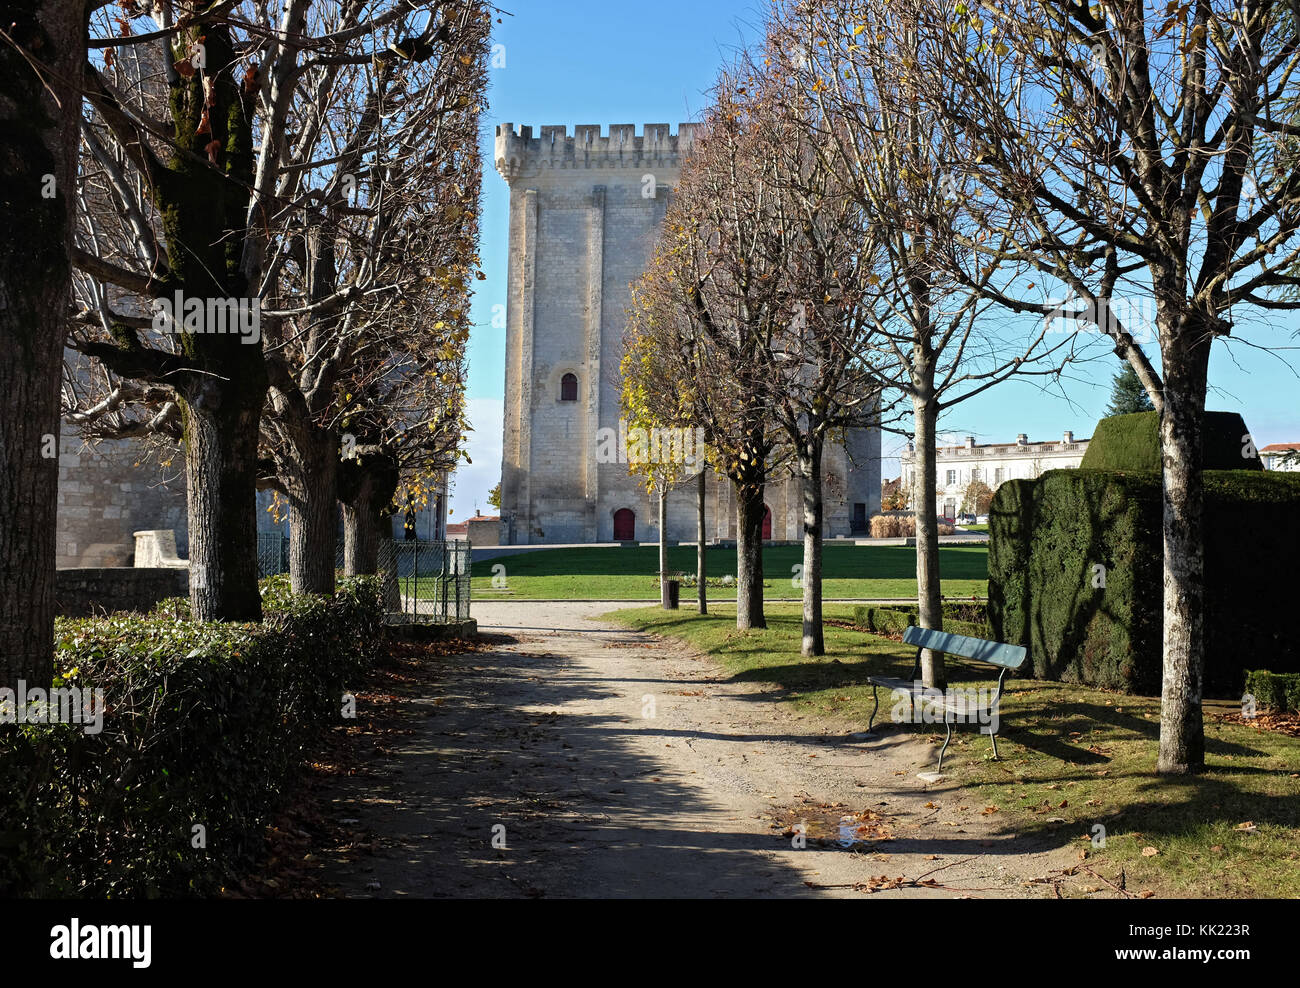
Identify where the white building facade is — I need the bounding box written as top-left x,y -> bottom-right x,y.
1260,443 -> 1300,471
900,431 -> 1091,521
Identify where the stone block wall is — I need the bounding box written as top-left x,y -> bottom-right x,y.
54,567 -> 189,617
57,427 -> 187,568
494,122 -> 880,545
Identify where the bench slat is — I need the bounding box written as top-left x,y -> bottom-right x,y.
902,625 -> 1026,670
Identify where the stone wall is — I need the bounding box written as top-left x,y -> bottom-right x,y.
54,567 -> 189,617
57,427 -> 188,568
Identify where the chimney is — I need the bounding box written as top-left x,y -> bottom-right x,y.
966,436 -> 976,449
1017,434 -> 1028,446
1063,430 -> 1074,444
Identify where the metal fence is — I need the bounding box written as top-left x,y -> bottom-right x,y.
257,532 -> 346,578
255,534 -> 470,625
378,539 -> 471,625
257,532 -> 291,578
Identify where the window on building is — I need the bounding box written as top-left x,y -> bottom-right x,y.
971,467 -> 980,481
945,470 -> 956,486
560,373 -> 578,402
994,467 -> 1004,484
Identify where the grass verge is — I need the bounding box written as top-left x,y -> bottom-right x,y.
604,603 -> 1300,898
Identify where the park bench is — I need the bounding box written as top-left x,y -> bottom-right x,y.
867,625 -> 1027,771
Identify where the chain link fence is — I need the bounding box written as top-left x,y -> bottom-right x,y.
378,539 -> 471,624
257,533 -> 290,578
257,533 -> 348,578
256,534 -> 470,625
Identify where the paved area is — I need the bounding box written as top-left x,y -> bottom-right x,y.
318,601 -> 1072,898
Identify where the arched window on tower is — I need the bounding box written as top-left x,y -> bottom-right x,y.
560,373 -> 579,402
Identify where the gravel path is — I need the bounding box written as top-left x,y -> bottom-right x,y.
318,601 -> 1074,898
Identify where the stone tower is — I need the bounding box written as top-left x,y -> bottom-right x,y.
493,122 -> 880,545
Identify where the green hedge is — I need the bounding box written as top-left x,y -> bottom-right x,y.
852,602 -> 989,641
989,468 -> 1300,695
1079,410 -> 1261,472
0,576 -> 383,897
1244,671 -> 1300,714
986,478 -> 1035,652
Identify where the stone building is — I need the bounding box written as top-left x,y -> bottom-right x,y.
1260,442 -> 1300,472
493,122 -> 880,545
900,431 -> 1091,521
56,426 -> 188,569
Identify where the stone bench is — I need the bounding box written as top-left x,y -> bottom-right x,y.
133,529 -> 189,569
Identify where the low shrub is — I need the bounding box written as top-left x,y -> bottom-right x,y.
851,602 -> 990,640
870,514 -> 907,537
868,515 -> 956,538
0,576 -> 384,898
1244,671 -> 1300,714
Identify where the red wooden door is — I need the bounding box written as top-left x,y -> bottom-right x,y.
613,508 -> 635,541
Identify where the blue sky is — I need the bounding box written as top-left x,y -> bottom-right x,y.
448,0 -> 1300,519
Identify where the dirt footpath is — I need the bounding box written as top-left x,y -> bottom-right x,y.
317,602 -> 1078,898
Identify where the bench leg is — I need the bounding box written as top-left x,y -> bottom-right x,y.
989,727 -> 1001,761
868,682 -> 880,732
937,719 -> 952,772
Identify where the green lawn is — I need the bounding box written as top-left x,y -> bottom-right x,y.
470,543 -> 988,601
605,603 -> 1300,898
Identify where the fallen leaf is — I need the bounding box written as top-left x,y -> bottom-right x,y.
1142,846 -> 1159,857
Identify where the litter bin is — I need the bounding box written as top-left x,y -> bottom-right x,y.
664,579 -> 680,610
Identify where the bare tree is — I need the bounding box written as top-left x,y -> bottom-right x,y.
257,1 -> 487,593
739,40 -> 889,656
65,1 -> 488,616
779,0 -> 1079,685
626,78 -> 797,630
905,0 -> 1300,771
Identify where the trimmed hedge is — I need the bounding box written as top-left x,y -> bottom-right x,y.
0,576 -> 384,897
852,602 -> 990,641
1080,410 -> 1261,472
986,478 -> 1035,653
989,468 -> 1300,695
1244,671 -> 1300,714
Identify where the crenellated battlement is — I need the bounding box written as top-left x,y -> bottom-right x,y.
495,122 -> 699,180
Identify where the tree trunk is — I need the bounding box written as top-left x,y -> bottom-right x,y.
659,483 -> 670,608
0,1 -> 87,689
342,500 -> 376,577
1156,333 -> 1212,774
339,453 -> 400,577
697,469 -> 708,615
800,439 -> 825,657
287,432 -> 337,596
735,478 -> 767,630
163,22 -> 265,622
183,385 -> 264,622
912,391 -> 944,688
